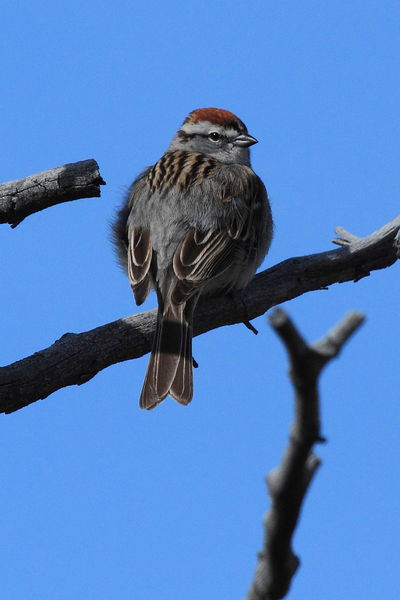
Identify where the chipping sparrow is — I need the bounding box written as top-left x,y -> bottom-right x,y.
113,108 -> 273,409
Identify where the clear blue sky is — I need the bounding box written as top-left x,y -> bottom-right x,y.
1,1 -> 399,598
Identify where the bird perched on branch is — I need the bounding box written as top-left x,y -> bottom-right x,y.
113,108 -> 273,409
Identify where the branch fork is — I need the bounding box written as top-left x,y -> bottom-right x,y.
244,309 -> 365,600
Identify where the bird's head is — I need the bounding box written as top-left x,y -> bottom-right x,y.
168,108 -> 257,165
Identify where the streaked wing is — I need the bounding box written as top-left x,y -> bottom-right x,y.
170,164 -> 269,305
127,226 -> 153,305
172,228 -> 237,304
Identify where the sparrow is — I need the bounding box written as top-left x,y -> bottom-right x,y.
113,108 -> 273,409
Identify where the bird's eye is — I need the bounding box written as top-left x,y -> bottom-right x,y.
208,132 -> 221,142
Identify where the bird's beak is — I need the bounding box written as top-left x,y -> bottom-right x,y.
233,133 -> 258,148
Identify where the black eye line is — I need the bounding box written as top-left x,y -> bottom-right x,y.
195,132 -> 230,143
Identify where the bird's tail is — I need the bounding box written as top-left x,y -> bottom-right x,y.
140,301 -> 194,409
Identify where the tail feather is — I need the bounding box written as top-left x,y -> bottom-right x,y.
140,303 -> 188,409
169,317 -> 193,405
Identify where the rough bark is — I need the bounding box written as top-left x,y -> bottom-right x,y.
0,215 -> 398,414
0,159 -> 106,227
244,309 -> 364,600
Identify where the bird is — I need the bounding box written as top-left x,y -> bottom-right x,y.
112,108 -> 273,409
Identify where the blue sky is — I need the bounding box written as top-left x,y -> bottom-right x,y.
1,1 -> 399,598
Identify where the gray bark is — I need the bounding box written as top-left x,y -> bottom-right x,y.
0,159 -> 106,227
244,309 -> 364,600
0,215 -> 398,414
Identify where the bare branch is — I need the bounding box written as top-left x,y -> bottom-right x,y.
0,216 -> 397,414
244,309 -> 365,600
0,160 -> 106,227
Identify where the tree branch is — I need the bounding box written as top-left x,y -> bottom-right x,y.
244,309 -> 365,600
0,160 -> 106,227
0,216 -> 398,414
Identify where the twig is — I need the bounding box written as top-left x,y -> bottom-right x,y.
243,321 -> 259,335
0,216 -> 397,414
332,226 -> 360,246
244,309 -> 365,600
0,160 -> 106,227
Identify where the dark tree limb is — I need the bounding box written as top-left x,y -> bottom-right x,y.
395,228 -> 400,258
0,216 -> 398,414
0,160 -> 106,227
244,309 -> 365,600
